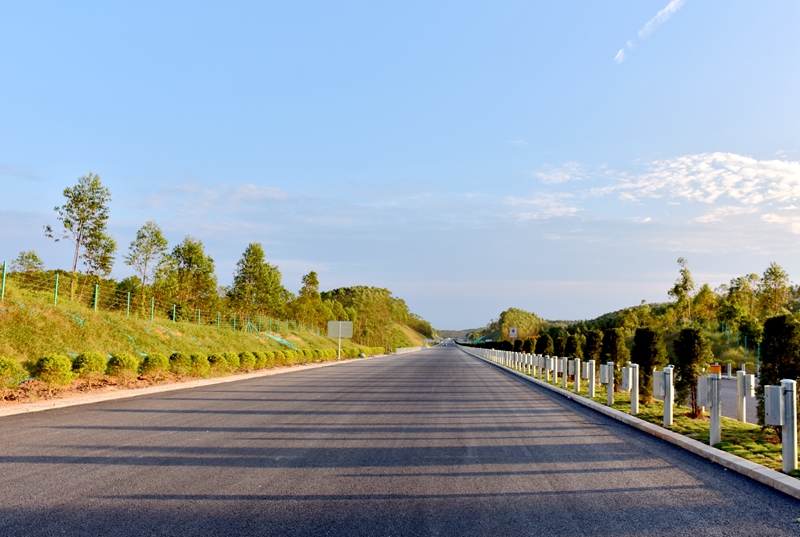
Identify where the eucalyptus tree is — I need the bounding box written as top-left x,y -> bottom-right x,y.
668,257 -> 695,325
124,220 -> 168,312
44,172 -> 112,299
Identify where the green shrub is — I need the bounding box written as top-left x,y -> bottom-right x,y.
0,357 -> 28,397
273,350 -> 285,365
263,351 -> 276,368
140,353 -> 169,377
239,352 -> 255,371
108,353 -> 140,384
72,352 -> 108,382
223,352 -> 240,371
190,353 -> 210,377
253,352 -> 267,369
169,352 -> 192,376
208,353 -> 227,371
34,354 -> 74,386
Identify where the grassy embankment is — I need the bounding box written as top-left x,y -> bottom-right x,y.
0,279 -> 425,365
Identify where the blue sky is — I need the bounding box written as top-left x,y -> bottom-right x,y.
1,1 -> 799,329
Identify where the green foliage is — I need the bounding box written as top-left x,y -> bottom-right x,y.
0,357 -> 28,396
208,353 -> 227,371
631,328 -> 667,402
72,352 -> 108,381
169,352 -> 192,376
83,230 -> 117,280
124,220 -> 168,312
535,334 -> 554,355
190,353 -> 210,377
140,353 -> 169,377
11,250 -> 44,274
44,172 -> 113,300
564,334 -> 582,358
34,354 -> 74,386
223,352 -> 240,371
154,237 -> 219,321
668,257 -> 695,324
522,338 -> 535,354
253,352 -> 267,369
601,328 -> 630,387
583,330 -> 603,361
757,315 -> 800,425
239,351 -> 256,371
673,327 -> 712,417
228,243 -> 290,318
107,353 -> 140,382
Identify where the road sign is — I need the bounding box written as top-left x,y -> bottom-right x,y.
509,327 -> 517,339
327,321 -> 353,360
327,321 -> 353,339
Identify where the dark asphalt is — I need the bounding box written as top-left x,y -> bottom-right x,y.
1,346 -> 798,536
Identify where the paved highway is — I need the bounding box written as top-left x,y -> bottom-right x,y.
1,345 -> 798,536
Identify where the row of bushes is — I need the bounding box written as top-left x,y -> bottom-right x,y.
0,346 -> 385,393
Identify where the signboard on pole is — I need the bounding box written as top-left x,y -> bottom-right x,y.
509,327 -> 517,339
327,321 -> 353,360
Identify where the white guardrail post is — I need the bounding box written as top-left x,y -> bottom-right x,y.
606,361 -> 614,406
699,372 -> 722,446
562,357 -> 569,389
736,369 -> 755,422
574,358 -> 581,394
766,380 -> 798,473
631,363 -> 639,415
588,360 -> 596,398
664,366 -> 674,426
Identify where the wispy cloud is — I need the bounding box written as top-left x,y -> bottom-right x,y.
639,0 -> 686,39
533,162 -> 586,184
615,0 -> 686,63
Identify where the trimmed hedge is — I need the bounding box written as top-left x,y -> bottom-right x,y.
170,352 -> 192,376
108,353 -> 140,383
72,352 -> 107,381
141,353 -> 169,377
223,352 -> 240,371
253,352 -> 267,369
239,352 -> 255,372
190,353 -> 210,377
0,357 -> 28,396
34,354 -> 74,386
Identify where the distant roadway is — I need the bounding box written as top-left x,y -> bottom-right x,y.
0,344 -> 797,536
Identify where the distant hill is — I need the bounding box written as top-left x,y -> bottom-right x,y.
437,329 -> 480,339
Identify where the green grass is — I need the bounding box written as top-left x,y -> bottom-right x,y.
0,279 -> 394,366
523,368 -> 788,475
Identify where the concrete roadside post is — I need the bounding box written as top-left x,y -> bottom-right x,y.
562,356 -> 569,389
727,363 -> 732,377
631,363 -> 639,415
574,358 -> 581,394
737,369 -> 755,422
664,365 -> 674,427
709,367 -> 722,446
606,361 -> 614,406
588,360 -> 596,398
783,380 -> 798,473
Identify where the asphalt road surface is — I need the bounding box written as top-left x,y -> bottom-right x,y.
1,346 -> 798,536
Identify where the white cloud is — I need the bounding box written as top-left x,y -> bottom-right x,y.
639,0 -> 686,39
534,162 -> 585,184
506,192 -> 579,220
614,49 -> 625,63
696,205 -> 757,223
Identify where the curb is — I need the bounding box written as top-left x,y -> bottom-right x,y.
0,354 -> 388,419
462,348 -> 800,501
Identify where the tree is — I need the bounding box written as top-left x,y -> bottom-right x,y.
601,328 -> 630,388
10,250 -> 44,274
44,172 -> 112,300
758,262 -> 791,318
154,237 -> 219,320
631,327 -> 667,403
227,243 -> 290,318
667,257 -> 695,324
692,284 -> 718,326
291,271 -> 325,328
756,315 -> 800,427
553,336 -> 566,357
534,334 -> 554,355
83,230 -> 117,280
124,221 -> 168,312
564,334 -> 582,358
522,338 -> 535,353
673,327 -> 712,418
583,329 -> 603,362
